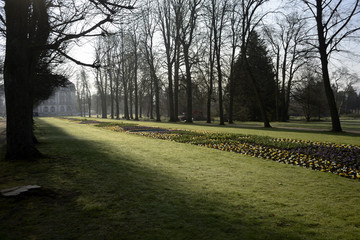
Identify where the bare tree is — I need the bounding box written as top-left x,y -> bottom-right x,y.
104,35 -> 116,119
172,0 -> 183,121
265,12 -> 308,121
301,0 -> 360,132
227,0 -> 242,124
81,70 -> 92,117
75,70 -> 92,117
293,66 -> 327,121
75,79 -> 84,117
94,38 -> 108,118
204,18 -> 215,123
129,24 -> 140,120
178,0 -> 202,123
209,0 -> 228,125
141,0 -> 161,121
157,0 -> 176,121
332,67 -> 360,114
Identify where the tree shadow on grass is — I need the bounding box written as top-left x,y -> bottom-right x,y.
0,119 -> 335,240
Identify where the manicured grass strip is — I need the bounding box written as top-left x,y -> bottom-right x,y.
87,121 -> 360,180
1,117 -> 360,240
131,120 -> 360,146
62,117 -> 360,145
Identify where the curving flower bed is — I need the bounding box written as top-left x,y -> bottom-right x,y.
122,126 -> 360,180
71,119 -> 360,180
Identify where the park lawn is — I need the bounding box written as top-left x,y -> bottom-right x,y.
0,117 -> 359,240
84,117 -> 360,145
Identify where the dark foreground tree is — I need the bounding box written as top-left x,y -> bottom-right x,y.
1,0 -> 134,160
3,0 -> 50,159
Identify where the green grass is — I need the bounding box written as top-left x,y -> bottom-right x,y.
0,117 -> 359,239
83,117 -> 360,145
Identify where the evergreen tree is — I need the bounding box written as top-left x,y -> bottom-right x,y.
228,31 -> 276,121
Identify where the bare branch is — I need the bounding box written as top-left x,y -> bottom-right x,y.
56,49 -> 100,68
327,0 -> 360,49
46,15 -> 112,50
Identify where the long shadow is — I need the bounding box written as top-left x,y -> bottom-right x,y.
0,118 -> 337,239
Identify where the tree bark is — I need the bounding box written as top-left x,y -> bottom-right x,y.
207,45 -> 215,124
227,46 -> 236,124
174,38 -> 180,121
315,0 -> 342,132
4,0 -> 46,159
134,47 -> 139,120
154,76 -> 161,122
183,45 -> 193,123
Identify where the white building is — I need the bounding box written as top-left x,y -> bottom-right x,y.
34,81 -> 76,116
0,81 -> 77,117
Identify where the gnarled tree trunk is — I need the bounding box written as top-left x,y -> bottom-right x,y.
4,0 -> 48,160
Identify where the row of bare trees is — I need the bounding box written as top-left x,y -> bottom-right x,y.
89,0 -> 275,126
85,0 -> 359,131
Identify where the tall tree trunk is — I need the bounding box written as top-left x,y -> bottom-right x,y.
4,32 -> 39,158
274,48 -> 280,121
4,0 -> 47,159
96,94 -> 99,118
82,94 -> 86,117
101,92 -> 107,118
123,83 -> 129,120
88,95 -> 91,118
108,69 -> 114,119
217,75 -> 224,125
183,45 -> 193,123
150,78 -> 154,119
167,63 -> 175,122
154,76 -> 161,122
101,72 -> 108,118
214,34 -> 224,125
284,74 -> 293,121
228,48 -> 236,124
319,52 -> 342,131
315,0 -> 342,132
115,75 -> 120,119
280,48 -> 288,122
211,0 -> 226,126
207,48 -> 214,123
129,82 -> 133,119
134,53 -> 139,121
139,93 -> 143,118
174,43 -> 180,121
207,26 -> 214,124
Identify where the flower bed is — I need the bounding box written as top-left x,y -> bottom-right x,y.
75,119 -> 360,180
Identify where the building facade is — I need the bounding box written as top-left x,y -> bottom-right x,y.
34,81 -> 77,116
